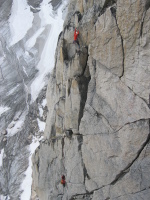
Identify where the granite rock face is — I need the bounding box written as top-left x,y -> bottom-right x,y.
33,0 -> 150,200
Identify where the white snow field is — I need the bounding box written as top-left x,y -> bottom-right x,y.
30,0 -> 67,102
0,106 -> 10,116
9,0 -> 34,46
0,195 -> 10,200
7,111 -> 27,137
37,118 -> 45,132
9,0 -> 67,102
0,149 -> 4,167
42,98 -> 47,107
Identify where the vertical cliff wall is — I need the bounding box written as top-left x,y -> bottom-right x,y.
33,0 -> 150,199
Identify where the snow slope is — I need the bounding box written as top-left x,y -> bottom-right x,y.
7,115 -> 26,137
0,149 -> 4,167
0,106 -> 10,116
9,0 -> 34,46
9,0 -> 67,102
37,118 -> 45,132
30,0 -> 67,102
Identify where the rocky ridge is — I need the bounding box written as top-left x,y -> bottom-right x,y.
32,0 -> 150,199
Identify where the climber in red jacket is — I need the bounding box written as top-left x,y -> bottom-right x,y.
61,175 -> 66,187
73,28 -> 80,47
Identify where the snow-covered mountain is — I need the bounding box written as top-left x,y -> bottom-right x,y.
1,0 -> 150,199
0,0 -> 68,199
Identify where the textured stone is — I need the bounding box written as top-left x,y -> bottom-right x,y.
89,8 -> 124,77
33,136 -> 86,200
45,33 -> 90,139
92,143 -> 150,200
90,62 -> 150,130
117,0 -> 150,103
81,120 -> 149,191
33,0 -> 150,199
3,138 -> 7,142
2,130 -> 7,135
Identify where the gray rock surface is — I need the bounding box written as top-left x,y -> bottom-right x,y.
118,0 -> 150,104
31,0 -> 149,199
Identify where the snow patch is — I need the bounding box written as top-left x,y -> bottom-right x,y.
30,0 -> 68,102
25,51 -> 29,56
0,106 -> 10,116
9,0 -> 34,46
42,98 -> 47,107
13,111 -> 22,121
20,137 -> 39,200
39,99 -> 46,117
0,195 -> 10,200
24,51 -> 33,63
29,5 -> 40,11
39,0 -> 55,26
7,84 -> 19,96
23,80 -> 30,110
7,112 -> 26,136
37,118 -> 45,132
38,136 -> 44,141
23,66 -> 28,77
0,57 -> 4,65
39,107 -> 43,117
0,149 -> 4,167
25,27 -> 45,50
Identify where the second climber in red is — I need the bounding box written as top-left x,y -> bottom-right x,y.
73,28 -> 80,47
61,175 -> 66,187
